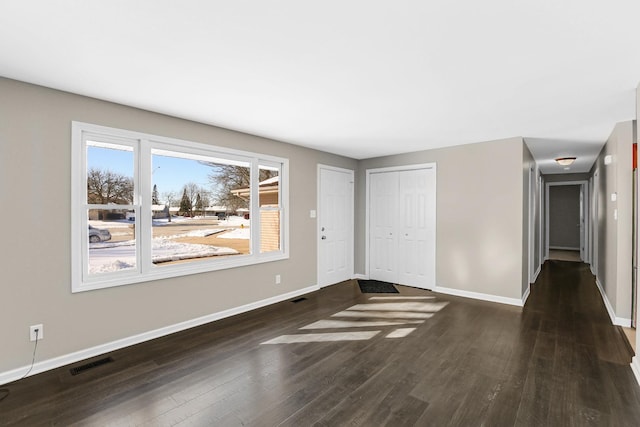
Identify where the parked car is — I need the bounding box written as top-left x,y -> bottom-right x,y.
89,225 -> 111,243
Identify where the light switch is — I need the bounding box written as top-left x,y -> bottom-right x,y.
611,193 -> 617,202
310,210 -> 316,218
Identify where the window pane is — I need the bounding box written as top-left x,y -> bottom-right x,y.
88,209 -> 136,275
86,142 -> 134,205
260,209 -> 280,253
259,165 -> 281,253
150,150 -> 251,266
74,121 -> 289,292
258,166 -> 280,207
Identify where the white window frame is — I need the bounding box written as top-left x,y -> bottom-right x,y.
71,121 -> 289,293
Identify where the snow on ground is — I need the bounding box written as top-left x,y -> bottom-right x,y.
219,216 -> 250,227
161,229 -> 227,239
218,228 -> 250,239
87,216 -> 250,274
89,215 -> 250,228
102,227 -> 229,239
90,217 -> 195,228
150,215 -> 249,227
151,217 -> 194,226
89,239 -> 238,273
149,240 -> 238,263
88,219 -> 134,229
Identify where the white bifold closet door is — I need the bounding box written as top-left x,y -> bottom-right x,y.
369,167 -> 436,289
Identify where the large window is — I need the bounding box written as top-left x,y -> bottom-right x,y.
71,122 -> 288,292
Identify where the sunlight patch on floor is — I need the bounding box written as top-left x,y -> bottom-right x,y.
332,310 -> 435,319
385,327 -> 416,338
368,296 -> 436,300
346,302 -> 449,312
261,292 -> 448,345
261,331 -> 380,344
300,319 -> 423,329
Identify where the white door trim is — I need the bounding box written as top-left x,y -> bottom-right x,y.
528,167 -> 535,283
592,171 -> 599,276
365,162 -> 436,287
545,180 -> 589,260
538,174 -> 544,273
317,164 -> 354,288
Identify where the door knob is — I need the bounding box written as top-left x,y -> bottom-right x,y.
321,235 -> 327,240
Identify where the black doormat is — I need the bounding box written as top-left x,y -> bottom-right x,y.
358,280 -> 399,293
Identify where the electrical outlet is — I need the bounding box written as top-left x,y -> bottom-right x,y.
30,324 -> 43,341
275,274 -> 281,284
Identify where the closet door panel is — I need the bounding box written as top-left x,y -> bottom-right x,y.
398,168 -> 435,289
369,172 -> 398,283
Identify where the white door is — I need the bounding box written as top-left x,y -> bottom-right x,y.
318,166 -> 354,287
368,166 -> 436,289
397,168 -> 436,289
369,171 -> 398,283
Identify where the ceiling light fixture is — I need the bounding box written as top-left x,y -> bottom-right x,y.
555,157 -> 576,166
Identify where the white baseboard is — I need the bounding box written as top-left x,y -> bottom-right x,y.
614,317 -> 631,327
532,265 -> 541,283
632,356 -> 640,386
0,284 -> 319,386
521,285 -> 531,306
594,278 -> 632,327
353,273 -> 368,280
434,285 -> 525,307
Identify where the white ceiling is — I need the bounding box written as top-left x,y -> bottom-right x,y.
1,1 -> 639,174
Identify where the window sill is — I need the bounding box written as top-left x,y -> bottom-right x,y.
72,252 -> 289,293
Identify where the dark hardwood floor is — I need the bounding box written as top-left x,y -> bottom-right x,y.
2,260 -> 640,426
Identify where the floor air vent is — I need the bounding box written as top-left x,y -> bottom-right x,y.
291,297 -> 307,303
70,357 -> 114,376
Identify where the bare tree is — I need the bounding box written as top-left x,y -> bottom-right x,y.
195,193 -> 203,217
162,191 -> 176,222
207,165 -> 275,212
199,191 -> 210,216
87,168 -> 134,204
180,182 -> 204,217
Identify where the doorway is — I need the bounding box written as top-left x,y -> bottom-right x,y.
545,180 -> 589,262
317,165 -> 354,288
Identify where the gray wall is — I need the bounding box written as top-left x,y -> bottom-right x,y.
0,75 -> 562,378
356,137 -> 526,300
0,77 -> 357,374
548,185 -> 581,249
590,120 -> 634,321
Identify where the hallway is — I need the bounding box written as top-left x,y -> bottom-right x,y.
1,261 -> 640,426
520,260 -> 640,425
